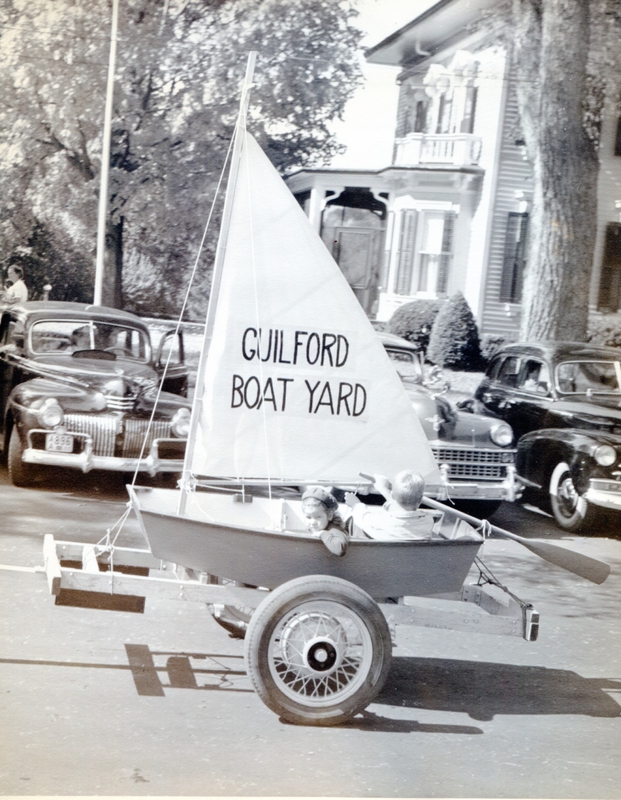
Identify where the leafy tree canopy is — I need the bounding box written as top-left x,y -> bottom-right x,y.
0,0 -> 363,318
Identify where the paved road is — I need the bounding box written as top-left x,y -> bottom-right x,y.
1,467 -> 620,797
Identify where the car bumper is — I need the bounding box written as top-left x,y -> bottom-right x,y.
429,447 -> 521,502
23,429 -> 185,475
584,479 -> 621,511
425,479 -> 517,501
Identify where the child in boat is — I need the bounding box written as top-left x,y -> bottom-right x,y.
345,470 -> 434,540
301,486 -> 350,557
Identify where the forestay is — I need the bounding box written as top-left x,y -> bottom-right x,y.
189,131 -> 439,486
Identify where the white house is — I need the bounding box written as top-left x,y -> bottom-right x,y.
285,0 -> 621,337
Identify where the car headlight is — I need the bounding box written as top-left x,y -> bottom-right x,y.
490,423 -> 513,447
37,398 -> 64,428
594,444 -> 617,467
170,408 -> 191,438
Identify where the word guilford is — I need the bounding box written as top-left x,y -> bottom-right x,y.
226,327 -> 368,416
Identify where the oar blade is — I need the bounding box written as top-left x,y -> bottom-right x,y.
520,539 -> 611,585
419,495 -> 610,585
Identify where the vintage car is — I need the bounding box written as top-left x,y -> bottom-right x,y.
466,341 -> 621,530
0,301 -> 191,487
377,332 -> 518,517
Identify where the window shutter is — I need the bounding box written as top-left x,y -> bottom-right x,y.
436,211 -> 455,294
395,210 -> 418,295
500,212 -> 529,303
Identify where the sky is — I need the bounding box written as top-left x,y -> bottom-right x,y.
329,0 -> 436,169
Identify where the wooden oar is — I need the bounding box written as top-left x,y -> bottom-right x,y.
421,495 -> 610,585
355,474 -> 609,584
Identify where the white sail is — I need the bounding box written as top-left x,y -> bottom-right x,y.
190,131 -> 440,485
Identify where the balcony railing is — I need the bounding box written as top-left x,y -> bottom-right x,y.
394,133 -> 482,167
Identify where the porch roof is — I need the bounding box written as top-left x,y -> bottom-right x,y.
365,0 -> 498,67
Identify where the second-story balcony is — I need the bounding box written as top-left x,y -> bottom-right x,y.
394,133 -> 482,168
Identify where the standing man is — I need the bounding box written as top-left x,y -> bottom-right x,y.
2,265 -> 28,304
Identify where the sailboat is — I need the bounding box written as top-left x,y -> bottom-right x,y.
128,53 -> 481,600
127,55 -> 609,726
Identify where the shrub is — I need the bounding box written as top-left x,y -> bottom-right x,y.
587,312 -> 621,349
427,291 -> 483,370
388,299 -> 444,353
480,333 -> 515,364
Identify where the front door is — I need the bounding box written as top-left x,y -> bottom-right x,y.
333,227 -> 377,302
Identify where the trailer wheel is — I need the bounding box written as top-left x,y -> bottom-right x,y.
244,575 -> 391,726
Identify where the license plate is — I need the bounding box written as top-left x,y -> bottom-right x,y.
45,433 -> 74,453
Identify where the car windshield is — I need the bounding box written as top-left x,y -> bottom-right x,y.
29,319 -> 151,362
556,359 -> 621,396
384,346 -> 424,381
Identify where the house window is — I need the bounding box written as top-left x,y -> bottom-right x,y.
598,223 -> 621,311
461,86 -> 478,134
500,212 -> 529,303
436,93 -> 453,134
395,210 -> 455,296
414,100 -> 427,133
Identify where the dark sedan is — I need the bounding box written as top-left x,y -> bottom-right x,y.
0,301 -> 191,487
467,341 -> 621,530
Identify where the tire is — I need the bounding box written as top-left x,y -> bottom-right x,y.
549,461 -> 599,532
244,575 -> 392,726
452,499 -> 502,519
8,426 -> 43,488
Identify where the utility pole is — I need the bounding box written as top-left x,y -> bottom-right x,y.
93,0 -> 120,306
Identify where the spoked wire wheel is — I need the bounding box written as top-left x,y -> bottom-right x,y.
270,600 -> 373,704
244,575 -> 391,726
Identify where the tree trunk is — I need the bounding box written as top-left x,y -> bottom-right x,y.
102,217 -> 124,308
514,0 -> 599,341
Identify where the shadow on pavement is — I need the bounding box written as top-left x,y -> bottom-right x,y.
0,646 -> 252,697
377,656 -> 621,721
340,709 -> 484,735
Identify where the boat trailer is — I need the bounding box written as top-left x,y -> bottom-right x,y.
42,534 -> 539,642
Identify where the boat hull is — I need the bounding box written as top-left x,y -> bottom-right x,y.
129,487 -> 483,599
129,487 -> 482,599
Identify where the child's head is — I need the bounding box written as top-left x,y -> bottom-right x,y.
391,470 -> 425,510
301,486 -> 338,532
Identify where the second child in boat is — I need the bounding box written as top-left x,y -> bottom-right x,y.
345,471 -> 434,540
301,486 -> 350,557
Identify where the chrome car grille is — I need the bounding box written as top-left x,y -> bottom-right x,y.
431,447 -> 515,481
65,414 -> 118,458
105,395 -> 137,412
122,419 -> 171,458
64,414 -> 172,458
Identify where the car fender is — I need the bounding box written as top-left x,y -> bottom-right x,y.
517,427 -> 621,492
9,377 -> 91,410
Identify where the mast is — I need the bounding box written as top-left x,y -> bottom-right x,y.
178,51 -> 257,515
94,0 -> 120,306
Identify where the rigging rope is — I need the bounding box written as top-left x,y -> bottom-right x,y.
100,122 -> 237,544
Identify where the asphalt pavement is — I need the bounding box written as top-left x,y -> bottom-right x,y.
1,467 -> 620,797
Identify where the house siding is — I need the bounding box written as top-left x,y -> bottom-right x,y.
592,107 -> 621,310
480,72 -> 533,338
